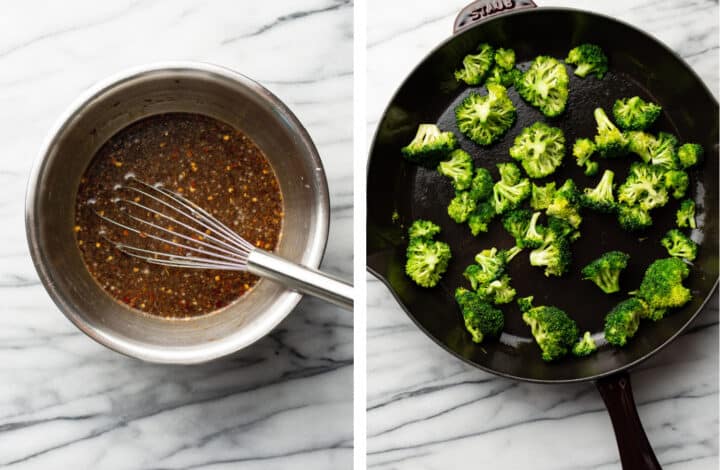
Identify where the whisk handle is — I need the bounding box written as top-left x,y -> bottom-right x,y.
246,250 -> 354,311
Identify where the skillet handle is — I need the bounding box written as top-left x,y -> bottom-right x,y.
596,372 -> 662,470
454,0 -> 537,33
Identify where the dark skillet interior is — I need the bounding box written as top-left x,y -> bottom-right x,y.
367,8 -> 719,382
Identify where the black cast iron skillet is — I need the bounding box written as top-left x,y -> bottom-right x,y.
366,2 -> 719,469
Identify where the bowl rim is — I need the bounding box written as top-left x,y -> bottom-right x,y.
25,61 -> 330,364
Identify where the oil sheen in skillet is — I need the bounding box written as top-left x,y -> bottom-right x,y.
74,113 -> 283,318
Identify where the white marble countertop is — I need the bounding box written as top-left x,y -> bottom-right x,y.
367,1 -> 718,469
0,1 -> 352,468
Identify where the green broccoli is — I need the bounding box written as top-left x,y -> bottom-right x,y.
516,56 -> 569,117
407,219 -> 441,240
649,132 -> 679,169
593,107 -> 627,158
677,143 -> 703,169
455,287 -> 504,343
438,149 -> 474,190
521,211 -> 546,248
520,298 -> 579,361
617,204 -> 653,232
405,238 -> 452,288
401,124 -> 457,167
509,122 -> 566,178
517,295 -> 535,313
469,167 -> 494,201
573,138 -> 599,176
546,215 -> 577,241
464,247 -> 507,288
617,163 -> 668,211
663,169 -> 689,199
581,169 -> 616,213
455,43 -> 495,86
456,84 -> 517,146
477,274 -> 517,305
502,209 -> 531,244
530,182 -> 556,210
494,48 -> 516,70
492,162 -> 531,214
581,250 -> 630,294
612,96 -> 662,131
634,257 -> 692,318
572,332 -> 597,357
468,201 -> 496,235
546,179 -> 582,229
448,191 -> 477,223
625,130 -> 657,163
661,229 -> 698,261
604,298 -> 647,346
676,199 -> 696,229
565,44 -> 608,79
485,66 -> 520,88
529,235 -> 571,277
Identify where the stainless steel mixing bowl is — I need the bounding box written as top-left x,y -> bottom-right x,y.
25,62 -> 330,364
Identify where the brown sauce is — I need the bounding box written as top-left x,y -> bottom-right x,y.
74,113 -> 283,318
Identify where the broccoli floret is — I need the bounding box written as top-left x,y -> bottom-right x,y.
677,143 -> 703,169
522,304 -> 579,361
438,149 -> 474,191
408,219 -> 441,240
565,44 -> 608,79
502,209 -> 531,244
530,235 -> 571,277
455,288 -> 504,343
593,107 -> 627,158
581,169 -> 616,213
581,250 -> 630,294
509,122 -> 566,178
477,274 -> 517,305
468,201 -> 496,235
448,191 -> 477,223
531,182 -> 556,210
573,138 -> 599,176
635,257 -> 692,316
521,211 -> 546,249
492,162 -> 531,214
625,130 -> 656,163
612,96 -> 662,131
516,56 -> 569,117
469,167 -> 494,201
604,298 -> 647,346
547,215 -> 577,241
485,65 -> 520,88
617,163 -> 668,211
617,204 -> 653,232
456,84 -> 517,146
546,179 -> 582,229
495,48 -> 516,70
405,238 -> 452,288
455,43 -> 495,86
661,229 -> 698,261
676,199 -> 696,229
572,332 -> 597,357
464,247 -> 507,287
517,295 -> 534,313
401,124 -> 457,167
663,170 -> 689,199
650,132 -> 679,169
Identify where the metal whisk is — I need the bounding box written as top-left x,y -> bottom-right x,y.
96,177 -> 353,310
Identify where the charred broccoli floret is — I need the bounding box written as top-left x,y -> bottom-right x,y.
581,250 -> 630,294
516,56 -> 569,117
448,191 -> 477,223
573,138 -> 599,176
405,237 -> 452,288
612,96 -> 662,131
634,257 -> 692,318
565,44 -> 608,79
468,201 -> 496,235
663,169 -> 689,199
469,167 -> 494,201
661,229 -> 698,261
492,162 -> 531,214
438,149 -> 474,191
456,84 -> 517,146
495,48 -> 516,70
677,143 -> 703,169
530,235 -> 571,277
455,43 -> 495,86
617,204 -> 653,232
604,298 -> 647,346
455,287 -> 504,343
581,169 -> 616,213
407,219 -> 441,240
593,107 -> 627,158
476,274 -> 517,305
572,332 -> 597,357
520,299 -> 579,361
502,209 -> 531,244
617,163 -> 668,211
649,132 -> 679,169
676,199 -> 696,229
509,122 -> 566,178
531,182 -> 556,210
546,179 -> 582,229
401,124 -> 457,167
